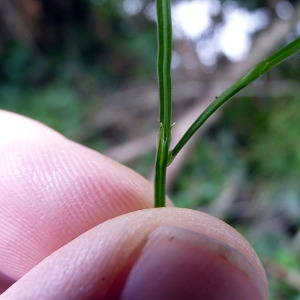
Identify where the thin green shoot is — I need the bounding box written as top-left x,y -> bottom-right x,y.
154,0 -> 172,207
168,36 -> 300,164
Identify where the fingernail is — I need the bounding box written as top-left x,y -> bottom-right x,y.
119,226 -> 267,300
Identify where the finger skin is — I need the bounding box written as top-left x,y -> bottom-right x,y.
2,208 -> 268,300
0,111 -> 268,299
0,110 -> 156,279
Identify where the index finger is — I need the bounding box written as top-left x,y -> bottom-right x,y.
0,110 -> 157,280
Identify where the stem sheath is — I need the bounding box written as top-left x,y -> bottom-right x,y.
154,0 -> 172,207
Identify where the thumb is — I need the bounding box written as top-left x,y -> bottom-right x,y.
2,208 -> 268,300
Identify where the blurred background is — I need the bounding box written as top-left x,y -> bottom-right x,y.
0,0 -> 300,298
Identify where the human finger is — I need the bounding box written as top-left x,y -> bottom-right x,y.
2,208 -> 268,300
0,110 -> 163,280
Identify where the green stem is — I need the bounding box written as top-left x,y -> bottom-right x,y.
168,36 -> 300,164
154,0 -> 172,207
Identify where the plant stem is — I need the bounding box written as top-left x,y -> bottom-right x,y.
154,0 -> 172,207
168,36 -> 300,164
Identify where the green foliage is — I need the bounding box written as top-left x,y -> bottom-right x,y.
172,130 -> 242,208
1,42 -> 39,85
172,145 -> 224,208
0,1 -> 157,146
126,30 -> 157,79
0,83 -> 83,138
222,87 -> 300,180
249,93 -> 300,178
